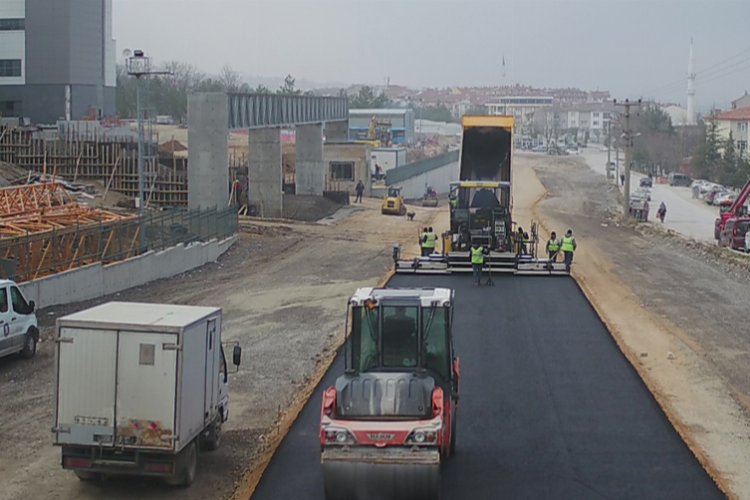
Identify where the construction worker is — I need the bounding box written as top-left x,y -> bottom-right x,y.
561,229 -> 577,273
546,231 -> 560,261
469,240 -> 488,286
449,194 -> 458,211
516,227 -> 530,255
355,180 -> 365,203
423,227 -> 437,256
420,227 -> 429,256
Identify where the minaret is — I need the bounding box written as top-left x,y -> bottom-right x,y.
687,38 -> 696,125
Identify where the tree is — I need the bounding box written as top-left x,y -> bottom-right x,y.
219,65 -> 243,93
350,86 -> 390,108
278,74 -> 300,95
254,84 -> 271,94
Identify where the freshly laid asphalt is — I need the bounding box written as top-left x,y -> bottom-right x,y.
251,274 -> 722,500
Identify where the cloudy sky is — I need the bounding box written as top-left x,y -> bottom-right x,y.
113,0 -> 749,110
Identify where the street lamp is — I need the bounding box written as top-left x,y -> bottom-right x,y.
124,49 -> 170,212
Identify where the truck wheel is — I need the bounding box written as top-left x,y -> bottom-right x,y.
165,442 -> 197,487
74,470 -> 100,481
20,328 -> 38,359
202,421 -> 221,452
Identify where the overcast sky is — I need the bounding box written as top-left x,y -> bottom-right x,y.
113,0 -> 749,110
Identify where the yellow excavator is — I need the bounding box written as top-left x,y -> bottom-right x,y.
381,186 -> 407,216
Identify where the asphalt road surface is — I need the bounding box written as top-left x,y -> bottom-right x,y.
251,274 -> 722,500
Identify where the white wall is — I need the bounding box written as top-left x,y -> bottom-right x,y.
0,0 -> 24,17
20,236 -> 237,309
103,0 -> 116,87
395,161 -> 460,200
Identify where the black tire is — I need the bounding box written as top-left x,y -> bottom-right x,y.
165,441 -> 197,487
20,328 -> 38,359
74,470 -> 100,481
201,421 -> 221,452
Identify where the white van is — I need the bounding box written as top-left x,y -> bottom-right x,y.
0,280 -> 39,360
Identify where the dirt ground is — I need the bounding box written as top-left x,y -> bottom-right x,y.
515,152 -> 750,497
0,197 -> 439,500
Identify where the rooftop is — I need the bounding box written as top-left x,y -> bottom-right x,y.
350,287 -> 452,307
711,106 -> 750,121
59,302 -> 221,330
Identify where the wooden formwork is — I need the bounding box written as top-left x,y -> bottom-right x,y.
0,182 -> 72,217
0,208 -> 139,282
0,125 -> 188,207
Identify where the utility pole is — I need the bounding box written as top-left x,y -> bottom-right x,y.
125,49 -> 170,213
606,119 -> 612,181
614,98 -> 641,215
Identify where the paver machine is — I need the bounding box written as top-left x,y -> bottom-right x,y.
320,287 -> 459,500
392,115 -> 567,275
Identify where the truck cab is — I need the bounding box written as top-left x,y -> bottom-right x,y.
0,280 -> 38,360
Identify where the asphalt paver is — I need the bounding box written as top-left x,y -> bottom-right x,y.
251,274 -> 722,500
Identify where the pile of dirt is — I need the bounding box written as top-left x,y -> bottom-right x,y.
282,194 -> 342,221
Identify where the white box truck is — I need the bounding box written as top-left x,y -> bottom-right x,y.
52,302 -> 241,486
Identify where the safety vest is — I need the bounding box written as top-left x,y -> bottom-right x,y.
471,246 -> 485,265
424,232 -> 437,249
450,197 -> 458,208
548,239 -> 560,252
561,236 -> 575,252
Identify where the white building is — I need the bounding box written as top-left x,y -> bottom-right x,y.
486,96 -> 553,139
661,104 -> 689,127
708,106 -> 750,158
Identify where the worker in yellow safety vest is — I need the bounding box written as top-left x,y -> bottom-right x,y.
546,231 -> 560,261
423,227 -> 437,256
469,241 -> 489,286
561,229 -> 577,273
419,227 -> 429,256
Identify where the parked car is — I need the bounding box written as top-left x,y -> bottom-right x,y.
711,191 -> 734,207
746,229 -> 750,253
719,217 -> 750,250
705,188 -> 725,205
0,280 -> 38,360
640,177 -> 653,188
633,187 -> 652,201
668,172 -> 692,186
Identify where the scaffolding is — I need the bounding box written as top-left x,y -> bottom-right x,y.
0,125 -> 188,207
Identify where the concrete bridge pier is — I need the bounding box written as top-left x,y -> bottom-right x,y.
295,123 -> 325,195
248,128 -> 283,218
187,93 -> 229,209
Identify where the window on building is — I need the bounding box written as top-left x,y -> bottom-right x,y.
330,161 -> 354,181
739,122 -> 748,132
0,60 -> 22,77
0,101 -> 22,117
738,140 -> 748,152
0,19 -> 25,31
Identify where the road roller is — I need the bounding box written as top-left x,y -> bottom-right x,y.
320,287 -> 459,500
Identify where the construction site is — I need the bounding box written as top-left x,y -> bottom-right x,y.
2,2 -> 750,500
0,99 -> 749,500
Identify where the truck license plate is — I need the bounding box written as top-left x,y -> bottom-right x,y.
74,416 -> 110,426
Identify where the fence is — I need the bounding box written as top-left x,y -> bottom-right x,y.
0,206 -> 238,283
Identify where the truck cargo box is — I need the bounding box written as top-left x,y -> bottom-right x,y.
53,302 -> 226,455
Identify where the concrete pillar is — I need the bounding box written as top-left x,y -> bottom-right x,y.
248,128 -> 283,218
187,93 -> 229,210
325,120 -> 349,142
295,123 -> 325,195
